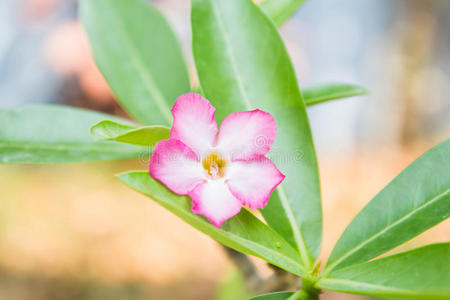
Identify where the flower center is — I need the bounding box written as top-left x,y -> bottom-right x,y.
202,152 -> 227,180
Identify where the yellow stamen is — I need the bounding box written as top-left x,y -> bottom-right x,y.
202,152 -> 227,179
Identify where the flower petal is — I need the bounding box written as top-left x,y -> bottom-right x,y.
226,156 -> 285,209
216,110 -> 276,160
170,93 -> 218,158
189,180 -> 242,228
149,139 -> 205,195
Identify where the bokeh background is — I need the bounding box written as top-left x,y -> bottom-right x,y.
0,0 -> 449,299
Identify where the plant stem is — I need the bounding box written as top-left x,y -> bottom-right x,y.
300,277 -> 320,300
287,290 -> 308,300
286,277 -> 321,299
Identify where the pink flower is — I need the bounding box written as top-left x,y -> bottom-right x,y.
149,93 -> 285,228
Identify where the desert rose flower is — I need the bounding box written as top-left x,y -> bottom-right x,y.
149,93 -> 285,227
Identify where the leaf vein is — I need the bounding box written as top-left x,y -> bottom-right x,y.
108,5 -> 172,123
324,188 -> 450,274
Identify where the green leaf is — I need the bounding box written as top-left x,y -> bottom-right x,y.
248,291 -> 295,300
302,83 -> 368,106
192,0 -> 322,269
80,0 -> 190,125
259,0 -> 307,27
0,105 -> 145,164
90,120 -> 169,146
216,268 -> 249,300
318,243 -> 450,299
118,171 -> 306,277
324,139 -> 450,274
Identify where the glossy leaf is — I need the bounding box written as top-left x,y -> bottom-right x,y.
192,0 -> 322,268
302,83 -> 368,106
260,0 -> 307,27
248,291 -> 295,300
318,243 -> 450,299
90,120 -> 169,146
0,105 -> 145,164
80,0 -> 190,125
118,171 -> 306,277
324,139 -> 450,274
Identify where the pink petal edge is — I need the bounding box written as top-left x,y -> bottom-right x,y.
149,139 -> 205,195
189,181 -> 242,228
170,93 -> 218,158
216,109 -> 277,160
226,156 -> 285,209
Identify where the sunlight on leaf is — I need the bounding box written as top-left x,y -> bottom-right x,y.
90,120 -> 169,146
303,83 -> 368,106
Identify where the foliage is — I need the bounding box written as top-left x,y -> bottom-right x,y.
0,105 -> 145,163
1,0 -> 448,299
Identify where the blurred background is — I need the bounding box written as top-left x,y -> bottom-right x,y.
0,0 -> 449,299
